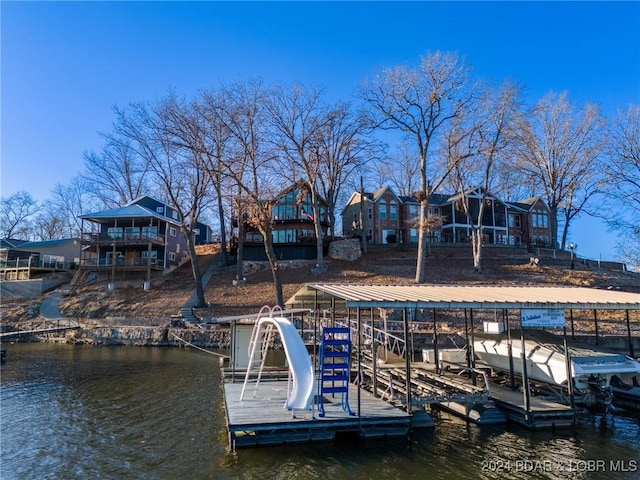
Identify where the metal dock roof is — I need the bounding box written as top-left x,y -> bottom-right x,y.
302,284 -> 640,310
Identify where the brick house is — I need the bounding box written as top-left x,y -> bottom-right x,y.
342,185 -> 552,250
506,197 -> 553,248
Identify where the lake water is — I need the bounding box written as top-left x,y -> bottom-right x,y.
1,343 -> 639,480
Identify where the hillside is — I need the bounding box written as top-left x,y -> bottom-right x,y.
2,244 -> 638,326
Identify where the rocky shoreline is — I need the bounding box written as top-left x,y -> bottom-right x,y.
7,325 -> 232,349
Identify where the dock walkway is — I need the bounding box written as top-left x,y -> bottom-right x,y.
223,373 -> 413,449
487,382 -> 575,428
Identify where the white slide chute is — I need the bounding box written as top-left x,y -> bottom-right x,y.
242,315 -> 315,411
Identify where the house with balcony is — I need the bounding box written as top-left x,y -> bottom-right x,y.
75,196 -> 210,291
241,182 -> 330,261
0,237 -> 81,280
342,185 -> 552,251
437,187 -> 509,245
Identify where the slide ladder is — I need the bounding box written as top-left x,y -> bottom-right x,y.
318,327 -> 354,417
240,306 -> 315,415
240,306 -> 279,401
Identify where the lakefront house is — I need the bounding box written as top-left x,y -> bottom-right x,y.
74,196 -> 211,290
341,186 -> 553,251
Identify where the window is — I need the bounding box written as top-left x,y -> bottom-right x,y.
368,207 -> 372,220
390,201 -> 397,220
410,228 -> 418,242
169,227 -> 177,237
125,227 -> 140,238
142,226 -> 158,239
379,203 -> 387,220
194,228 -> 200,236
107,227 -> 123,238
532,210 -> 548,229
383,229 -> 396,244
106,251 -> 122,265
156,207 -> 164,214
172,211 -> 178,220
142,250 -> 157,264
169,252 -> 176,261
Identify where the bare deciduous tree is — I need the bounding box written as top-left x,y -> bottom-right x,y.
602,104 -> 640,269
314,102 -> 377,238
360,51 -> 474,283
111,94 -> 211,307
373,141 -> 420,197
216,80 -> 288,306
50,177 -> 97,239
82,134 -> 151,209
197,91 -> 235,263
267,83 -> 329,273
0,191 -> 38,239
450,81 -> 522,271
512,91 -> 606,250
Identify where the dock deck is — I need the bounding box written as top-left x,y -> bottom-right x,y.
223,375 -> 413,449
487,382 -> 575,429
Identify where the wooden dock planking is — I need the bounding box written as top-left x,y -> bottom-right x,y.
223,379 -> 411,449
487,382 -> 575,429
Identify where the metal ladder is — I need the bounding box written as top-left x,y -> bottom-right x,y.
240,305 -> 282,400
318,327 -> 354,417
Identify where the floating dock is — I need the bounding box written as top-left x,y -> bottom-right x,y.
487,382 -> 575,429
223,372 -> 414,449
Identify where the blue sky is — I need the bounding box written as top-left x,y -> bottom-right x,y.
2,1 -> 639,261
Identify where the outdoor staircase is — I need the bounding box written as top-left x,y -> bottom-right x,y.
318,327 -> 354,417
64,269 -> 90,296
178,253 -> 224,324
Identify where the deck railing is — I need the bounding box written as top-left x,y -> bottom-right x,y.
80,257 -> 165,268
81,232 -> 166,245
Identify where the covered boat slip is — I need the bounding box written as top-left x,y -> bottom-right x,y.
291,284 -> 640,428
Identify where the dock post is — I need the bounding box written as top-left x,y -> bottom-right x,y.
464,309 -> 471,370
593,309 -> 600,347
626,310 -> 635,358
570,309 -> 575,340
432,308 -> 438,374
404,309 -> 412,415
357,307 -> 362,422
519,319 -> 532,427
470,309 -> 477,386
563,326 -> 575,409
506,313 -> 516,390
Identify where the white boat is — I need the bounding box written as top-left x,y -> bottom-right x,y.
473,330 -> 640,405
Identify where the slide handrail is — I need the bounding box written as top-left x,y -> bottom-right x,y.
240,308 -> 315,412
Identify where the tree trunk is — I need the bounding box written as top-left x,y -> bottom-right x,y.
415,200 -> 428,283
471,227 -> 483,272
183,228 -> 206,308
549,205 -> 559,250
259,227 -> 284,307
311,186 -> 326,273
214,182 -> 228,263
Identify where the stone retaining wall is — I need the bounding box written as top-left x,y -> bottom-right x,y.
30,325 -> 231,348
329,238 -> 361,261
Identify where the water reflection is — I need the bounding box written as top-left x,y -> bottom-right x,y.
1,344 -> 638,480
